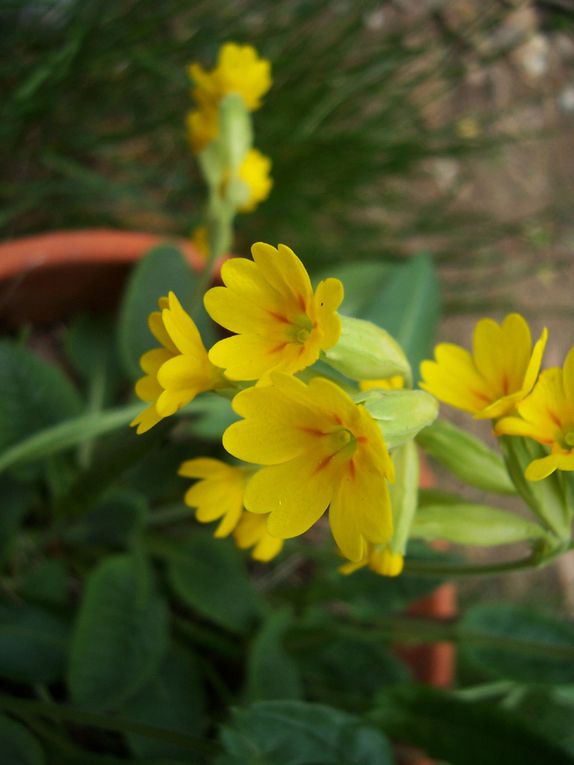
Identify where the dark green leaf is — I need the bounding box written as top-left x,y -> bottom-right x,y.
68,554 -> 169,711
123,644 -> 206,759
0,713 -> 45,765
315,261 -> 394,319
0,602 -> 69,684
117,244 -> 214,379
246,609 -> 303,702
372,684 -> 574,765
63,314 -> 124,402
0,476 -> 34,563
460,604 -> 574,684
18,559 -> 70,608
503,687 -> 574,756
68,490 -> 146,548
0,341 -> 81,454
219,700 -> 394,765
167,531 -> 263,634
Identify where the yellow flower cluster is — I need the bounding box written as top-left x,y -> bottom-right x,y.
132,243 -> 396,566
420,314 -> 574,482
186,43 -> 273,213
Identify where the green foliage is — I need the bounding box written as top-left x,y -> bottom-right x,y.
68,554 -> 169,711
0,476 -> 34,563
0,602 -> 69,684
246,609 -> 303,702
219,700 -> 394,765
373,684 -> 574,765
166,531 -> 264,634
460,604 -> 574,684
117,244 -> 214,379
0,714 -> 45,765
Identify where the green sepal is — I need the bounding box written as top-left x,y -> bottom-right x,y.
388,439 -> 419,555
323,316 -> 412,386
359,389 -> 438,450
417,419 -> 515,495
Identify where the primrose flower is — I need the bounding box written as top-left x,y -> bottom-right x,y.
189,43 -> 271,112
224,374 -> 395,562
186,107 -> 218,154
238,149 -> 273,212
204,243 -> 343,381
340,545 -> 404,577
179,457 -> 246,537
496,348 -> 574,480
234,511 -> 284,562
420,314 -> 547,419
131,292 -> 223,434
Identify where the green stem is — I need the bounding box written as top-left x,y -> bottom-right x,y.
78,362 -> 107,469
191,204 -> 233,318
146,503 -> 194,528
402,547 -> 572,578
0,694 -> 216,754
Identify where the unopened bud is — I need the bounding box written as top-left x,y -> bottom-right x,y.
323,316 -> 412,386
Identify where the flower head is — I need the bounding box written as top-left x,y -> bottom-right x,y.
340,545 -> 404,577
238,149 -> 272,212
179,457 -> 246,537
496,347 -> 574,480
131,292 -> 223,434
233,511 -> 283,562
189,43 -> 271,112
204,243 -> 344,381
223,374 -> 394,562
186,107 -> 218,154
420,314 -> 547,419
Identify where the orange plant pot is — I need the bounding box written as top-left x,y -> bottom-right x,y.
0,229 -> 203,326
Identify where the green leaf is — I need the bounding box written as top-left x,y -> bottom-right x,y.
372,684 -> 574,765
219,700 -> 394,765
460,604 -> 574,684
412,503 -> 547,546
18,559 -> 70,608
0,713 -> 45,765
362,254 -> 440,380
246,609 -> 303,702
166,531 -> 263,634
68,554 -> 169,711
68,490 -> 146,548
417,419 -> 516,495
0,602 -> 69,684
315,261 -> 393,319
502,687 -> 574,757
0,341 -> 81,454
117,244 -> 214,379
64,314 -> 124,402
0,476 -> 34,563
123,644 -> 206,759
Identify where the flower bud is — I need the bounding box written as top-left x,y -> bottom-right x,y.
323,316 -> 412,386
417,419 -> 515,495
388,440 -> 419,556
411,501 -> 548,547
359,389 -> 438,450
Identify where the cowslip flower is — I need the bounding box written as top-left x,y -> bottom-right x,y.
179,457 -> 246,537
131,292 -> 223,434
420,314 -> 547,419
204,243 -> 344,381
238,149 -> 272,212
223,373 -> 395,562
234,511 -> 283,562
186,107 -> 218,154
189,43 -> 271,112
340,545 -> 404,577
496,348 -> 574,480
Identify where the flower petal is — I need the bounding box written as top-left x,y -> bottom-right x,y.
525,454 -> 560,481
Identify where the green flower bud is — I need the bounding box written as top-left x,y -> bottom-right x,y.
417,419 -> 515,495
323,316 -> 412,386
358,389 -> 438,450
411,502 -> 549,547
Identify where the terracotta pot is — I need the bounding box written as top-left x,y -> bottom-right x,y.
0,229 -> 203,325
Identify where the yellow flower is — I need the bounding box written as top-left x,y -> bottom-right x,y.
186,107 -> 219,154
189,43 -> 271,112
420,314 -> 547,419
179,458 -> 246,537
340,545 -> 404,577
496,348 -> 574,480
238,149 -> 272,212
223,373 -> 395,562
131,292 -> 223,434
359,375 -> 405,392
234,511 -> 284,562
204,243 -> 344,381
